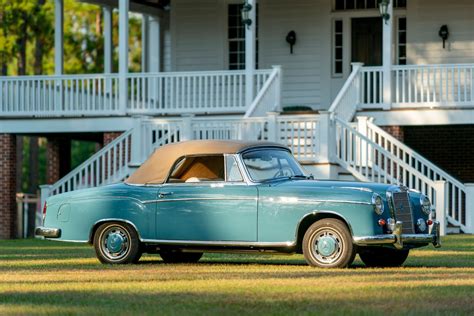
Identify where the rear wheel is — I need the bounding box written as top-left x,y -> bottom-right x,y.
160,251 -> 203,263
359,247 -> 409,267
302,218 -> 356,268
94,222 -> 142,264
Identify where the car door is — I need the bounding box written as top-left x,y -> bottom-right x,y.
155,155 -> 258,242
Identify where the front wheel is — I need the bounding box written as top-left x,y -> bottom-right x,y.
302,218 -> 356,268
160,251 -> 203,263
359,248 -> 409,267
94,222 -> 142,264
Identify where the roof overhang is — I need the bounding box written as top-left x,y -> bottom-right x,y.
79,0 -> 169,16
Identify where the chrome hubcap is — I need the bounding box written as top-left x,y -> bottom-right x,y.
312,228 -> 344,265
100,226 -> 130,261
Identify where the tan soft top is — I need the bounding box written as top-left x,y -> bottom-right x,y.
126,140 -> 288,185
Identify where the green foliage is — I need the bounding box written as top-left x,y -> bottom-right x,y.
71,140 -> 98,169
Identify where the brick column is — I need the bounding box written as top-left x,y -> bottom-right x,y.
46,138 -> 61,184
103,132 -> 122,146
0,134 -> 17,239
381,126 -> 404,142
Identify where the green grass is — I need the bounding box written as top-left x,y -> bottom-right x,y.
1,236 -> 473,315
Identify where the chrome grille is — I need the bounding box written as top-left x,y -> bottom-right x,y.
392,192 -> 415,234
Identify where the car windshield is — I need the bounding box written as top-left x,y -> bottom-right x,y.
242,149 -> 308,182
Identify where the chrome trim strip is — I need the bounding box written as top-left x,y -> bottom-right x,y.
142,197 -> 257,204
288,199 -> 371,206
140,239 -> 296,248
35,227 -> 61,238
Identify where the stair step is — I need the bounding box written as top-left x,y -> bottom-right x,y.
446,225 -> 461,235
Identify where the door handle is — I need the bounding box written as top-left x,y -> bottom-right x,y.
158,192 -> 173,199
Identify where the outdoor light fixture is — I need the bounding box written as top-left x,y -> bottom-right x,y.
439,25 -> 449,49
241,1 -> 252,28
378,0 -> 390,24
286,31 -> 297,54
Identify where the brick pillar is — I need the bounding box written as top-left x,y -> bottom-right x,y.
46,137 -> 71,184
381,126 -> 404,142
0,134 -> 17,239
46,138 -> 61,184
103,132 -> 122,146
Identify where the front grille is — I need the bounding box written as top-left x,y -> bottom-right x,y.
392,191 -> 415,234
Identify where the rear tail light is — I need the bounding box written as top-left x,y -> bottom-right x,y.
427,219 -> 433,226
378,219 -> 386,226
42,202 -> 47,223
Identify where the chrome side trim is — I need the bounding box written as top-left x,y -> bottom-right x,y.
288,199 -> 371,206
140,239 -> 296,248
142,197 -> 257,204
35,227 -> 61,238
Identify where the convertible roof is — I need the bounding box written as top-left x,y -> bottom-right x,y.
126,140 -> 288,185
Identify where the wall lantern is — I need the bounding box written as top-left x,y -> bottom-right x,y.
378,0 -> 390,24
439,25 -> 449,49
241,1 -> 252,28
286,31 -> 297,54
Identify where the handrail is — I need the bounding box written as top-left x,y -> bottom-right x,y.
328,63 -> 363,121
49,129 -> 133,195
244,66 -> 280,118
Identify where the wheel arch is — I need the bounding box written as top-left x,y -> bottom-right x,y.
88,219 -> 142,244
295,211 -> 354,253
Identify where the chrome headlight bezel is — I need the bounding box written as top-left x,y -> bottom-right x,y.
372,193 -> 384,215
420,194 -> 432,215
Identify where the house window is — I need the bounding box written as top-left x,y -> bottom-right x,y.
228,4 -> 258,70
334,0 -> 406,11
397,17 -> 407,65
333,20 -> 344,76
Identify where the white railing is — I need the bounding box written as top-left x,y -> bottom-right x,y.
0,69 -> 275,117
360,66 -> 383,106
0,74 -> 119,116
333,116 -> 471,233
365,119 -> 468,231
393,64 -> 474,107
127,69 -> 273,115
328,63 -> 363,122
46,130 -> 132,199
244,66 -> 282,117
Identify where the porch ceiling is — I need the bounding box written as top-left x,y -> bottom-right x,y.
79,0 -> 169,15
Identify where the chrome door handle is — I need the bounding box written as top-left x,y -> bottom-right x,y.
159,192 -> 173,198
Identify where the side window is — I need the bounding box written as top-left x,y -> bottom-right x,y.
226,156 -> 244,182
168,155 -> 225,183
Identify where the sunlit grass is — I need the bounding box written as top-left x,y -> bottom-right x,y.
0,236 -> 473,315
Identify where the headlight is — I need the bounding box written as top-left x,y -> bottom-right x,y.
372,193 -> 384,215
420,195 -> 432,215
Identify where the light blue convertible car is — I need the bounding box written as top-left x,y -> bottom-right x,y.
36,140 -> 440,268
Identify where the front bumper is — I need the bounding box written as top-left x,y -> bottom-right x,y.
353,221 -> 441,249
35,227 -> 61,238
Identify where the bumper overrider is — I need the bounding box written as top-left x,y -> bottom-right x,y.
35,227 -> 61,238
353,221 -> 441,249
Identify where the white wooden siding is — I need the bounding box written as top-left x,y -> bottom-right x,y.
407,0 -> 474,64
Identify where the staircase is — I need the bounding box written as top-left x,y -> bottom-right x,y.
41,64 -> 474,235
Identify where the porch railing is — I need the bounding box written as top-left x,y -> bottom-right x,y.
392,64 -> 474,107
0,69 -> 274,117
0,74 -> 120,116
328,63 -> 363,121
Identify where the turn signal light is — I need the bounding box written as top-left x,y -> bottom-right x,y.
378,219 -> 386,226
42,202 -> 47,223
427,219 -> 433,226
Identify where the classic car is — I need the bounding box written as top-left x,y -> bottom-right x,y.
36,140 -> 441,268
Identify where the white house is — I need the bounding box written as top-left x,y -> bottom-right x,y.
0,0 -> 473,239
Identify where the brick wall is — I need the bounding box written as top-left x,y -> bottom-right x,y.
46,138 -> 60,184
381,126 -> 405,142
0,134 -> 16,239
103,132 -> 123,146
402,125 -> 474,183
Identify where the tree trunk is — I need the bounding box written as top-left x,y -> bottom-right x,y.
28,137 -> 39,193
33,0 -> 46,75
17,13 -> 28,75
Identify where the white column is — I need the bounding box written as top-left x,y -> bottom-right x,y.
103,5 -> 113,74
465,184 -> 474,234
119,0 -> 130,114
54,0 -> 64,75
142,15 -> 149,72
434,180 -> 447,236
148,15 -> 162,73
382,1 -> 393,109
245,0 -> 257,108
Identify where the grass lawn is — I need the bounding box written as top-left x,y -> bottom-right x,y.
0,236 -> 473,315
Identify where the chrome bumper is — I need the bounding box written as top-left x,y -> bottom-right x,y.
35,227 -> 61,238
353,221 -> 441,249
